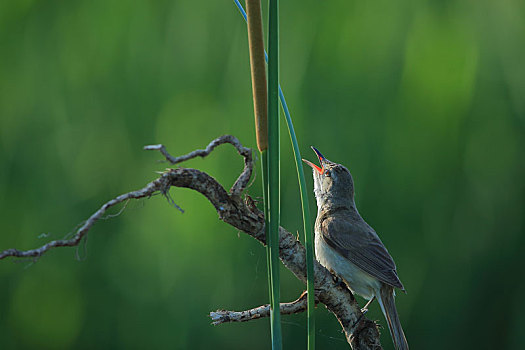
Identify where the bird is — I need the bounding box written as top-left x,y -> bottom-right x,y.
303,146 -> 409,350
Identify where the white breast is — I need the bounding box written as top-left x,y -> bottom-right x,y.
315,233 -> 381,300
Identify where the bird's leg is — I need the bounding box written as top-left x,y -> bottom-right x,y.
361,296 -> 375,314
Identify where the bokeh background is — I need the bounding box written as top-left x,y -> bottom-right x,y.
1,0 -> 524,349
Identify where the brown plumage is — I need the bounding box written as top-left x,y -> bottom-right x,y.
304,147 -> 409,350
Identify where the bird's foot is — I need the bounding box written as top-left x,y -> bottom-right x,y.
330,271 -> 347,290
360,296 -> 375,314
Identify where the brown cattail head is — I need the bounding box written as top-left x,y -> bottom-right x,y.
245,0 -> 268,152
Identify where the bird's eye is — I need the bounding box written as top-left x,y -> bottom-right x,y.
324,170 -> 331,177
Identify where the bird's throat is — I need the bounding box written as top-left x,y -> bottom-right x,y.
316,194 -> 356,215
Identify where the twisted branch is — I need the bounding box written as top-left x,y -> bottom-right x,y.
0,135 -> 251,261
144,134 -> 253,196
0,135 -> 382,349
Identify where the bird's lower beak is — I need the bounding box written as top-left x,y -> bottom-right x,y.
302,159 -> 323,174
302,146 -> 325,174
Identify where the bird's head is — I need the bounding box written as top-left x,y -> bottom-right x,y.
302,147 -> 355,209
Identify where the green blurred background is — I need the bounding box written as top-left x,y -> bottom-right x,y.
1,0 -> 524,349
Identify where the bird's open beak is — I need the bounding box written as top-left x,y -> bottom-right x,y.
302,146 -> 325,174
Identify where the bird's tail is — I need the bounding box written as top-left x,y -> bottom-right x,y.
377,284 -> 409,350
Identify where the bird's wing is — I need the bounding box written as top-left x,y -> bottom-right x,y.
320,215 -> 404,289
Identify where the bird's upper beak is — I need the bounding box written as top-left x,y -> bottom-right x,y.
302,146 -> 326,174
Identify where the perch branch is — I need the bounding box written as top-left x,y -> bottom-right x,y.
0,135 -> 381,349
210,291 -> 316,325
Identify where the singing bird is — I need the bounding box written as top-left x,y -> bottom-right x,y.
303,147 -> 409,350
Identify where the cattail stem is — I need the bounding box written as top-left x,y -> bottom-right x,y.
242,0 -> 282,348
236,1 -> 314,349
267,0 -> 282,349
279,88 -> 316,350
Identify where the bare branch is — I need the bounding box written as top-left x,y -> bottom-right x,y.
210,291 -> 316,325
0,135 -> 381,349
1,135 -> 250,261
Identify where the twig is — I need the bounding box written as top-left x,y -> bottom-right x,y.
144,134 -> 253,195
210,291 -> 316,325
0,181 -> 161,260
